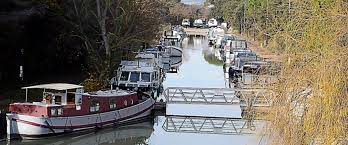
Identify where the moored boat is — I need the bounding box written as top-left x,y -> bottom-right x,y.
164,46 -> 183,57
113,56 -> 165,95
6,83 -> 155,139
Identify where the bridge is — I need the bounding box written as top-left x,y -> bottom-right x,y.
184,28 -> 208,36
155,87 -> 273,135
163,87 -> 273,110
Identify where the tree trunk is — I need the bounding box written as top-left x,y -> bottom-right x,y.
96,0 -> 110,57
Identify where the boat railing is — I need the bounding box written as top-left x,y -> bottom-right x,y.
120,61 -> 154,67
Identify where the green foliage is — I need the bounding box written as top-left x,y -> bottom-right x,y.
203,52 -> 223,66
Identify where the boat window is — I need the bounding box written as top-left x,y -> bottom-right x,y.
109,99 -> 117,109
130,99 -> 134,105
154,72 -> 157,79
50,108 -> 63,116
90,99 -> 100,113
129,72 -> 140,82
51,108 -> 57,116
120,71 -> 130,81
55,95 -> 62,105
67,93 -> 75,104
124,100 -> 128,106
57,108 -> 63,115
141,73 -> 151,82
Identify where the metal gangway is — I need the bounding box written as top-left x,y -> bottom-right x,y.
162,116 -> 264,135
163,87 -> 273,108
237,73 -> 278,89
161,87 -> 273,135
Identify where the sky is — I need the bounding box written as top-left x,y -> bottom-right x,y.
181,0 -> 205,5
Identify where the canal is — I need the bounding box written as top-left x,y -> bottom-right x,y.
2,36 -> 266,145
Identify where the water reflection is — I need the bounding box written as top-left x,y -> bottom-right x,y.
203,47 -> 223,66
5,121 -> 154,145
157,36 -> 266,145
163,36 -> 225,88
150,116 -> 264,145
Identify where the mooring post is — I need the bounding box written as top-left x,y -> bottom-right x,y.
6,114 -> 12,140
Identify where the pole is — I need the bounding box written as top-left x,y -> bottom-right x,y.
288,0 -> 291,14
25,88 -> 28,102
243,0 -> 246,34
253,1 -> 256,41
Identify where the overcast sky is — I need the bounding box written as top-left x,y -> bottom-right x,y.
181,0 -> 205,5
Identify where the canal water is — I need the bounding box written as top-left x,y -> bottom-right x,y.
2,36 -> 266,145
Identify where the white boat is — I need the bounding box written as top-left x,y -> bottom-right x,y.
135,53 -> 164,69
163,31 -> 182,44
167,56 -> 183,73
208,27 -> 225,46
6,83 -> 155,139
224,40 -> 248,64
207,28 -> 216,45
162,36 -> 182,47
142,46 -> 170,65
114,55 -> 164,94
142,46 -> 183,73
16,121 -> 153,144
164,46 -> 183,57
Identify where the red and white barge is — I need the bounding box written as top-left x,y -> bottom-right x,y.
6,83 -> 155,139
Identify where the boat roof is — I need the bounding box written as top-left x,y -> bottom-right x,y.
120,60 -> 155,67
121,65 -> 156,72
86,90 -> 136,97
165,46 -> 183,51
120,60 -> 157,72
22,83 -> 83,90
135,53 -> 155,59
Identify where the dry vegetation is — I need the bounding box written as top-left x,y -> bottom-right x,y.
215,0 -> 348,144
268,1 -> 348,144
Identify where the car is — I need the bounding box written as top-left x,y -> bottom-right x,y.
208,18 -> 218,27
181,19 -> 190,28
193,19 -> 204,28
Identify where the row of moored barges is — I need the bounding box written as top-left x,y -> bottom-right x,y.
6,26 -> 186,140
